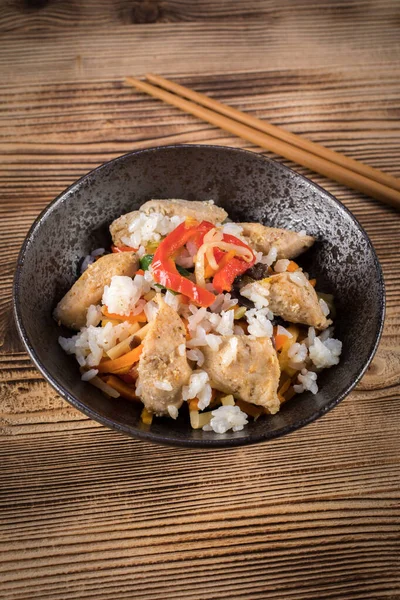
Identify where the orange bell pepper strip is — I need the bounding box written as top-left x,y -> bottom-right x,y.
97,344 -> 143,374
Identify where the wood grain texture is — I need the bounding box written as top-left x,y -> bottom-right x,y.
0,0 -> 400,598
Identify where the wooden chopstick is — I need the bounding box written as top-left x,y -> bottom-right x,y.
125,76 -> 400,210
146,73 -> 400,195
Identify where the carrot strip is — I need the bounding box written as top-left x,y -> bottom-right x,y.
188,398 -> 199,411
274,334 -> 289,351
284,386 -> 296,402
278,378 -> 291,397
97,344 -> 143,374
309,278 -> 317,287
273,325 -> 291,351
286,261 -> 300,272
102,375 -> 140,402
235,399 -> 265,419
102,306 -> 147,324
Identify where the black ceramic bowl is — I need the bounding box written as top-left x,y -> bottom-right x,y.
13,145 -> 385,447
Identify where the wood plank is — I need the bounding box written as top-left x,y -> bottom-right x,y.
0,2 -> 400,598
0,0 -> 398,30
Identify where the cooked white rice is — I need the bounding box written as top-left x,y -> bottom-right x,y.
294,368 -> 318,395
309,336 -> 342,369
154,381 -> 173,391
287,341 -> 308,369
102,274 -> 151,316
240,281 -> 270,310
80,248 -> 106,274
59,320 -> 133,368
182,370 -> 212,410
245,307 -> 273,338
86,304 -> 102,327
167,405 -> 179,419
203,405 -> 248,433
143,299 -> 159,322
319,297 -> 330,316
121,211 -> 185,249
186,348 -> 205,366
289,271 -> 308,287
81,368 -> 99,381
220,337 -> 238,367
221,222 -> 244,238
274,259 -> 290,273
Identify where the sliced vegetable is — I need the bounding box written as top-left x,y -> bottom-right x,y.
102,375 -> 139,402
102,306 -> 147,324
105,329 -> 140,360
210,233 -> 256,293
235,399 -> 264,420
140,254 -> 154,271
273,325 -> 292,351
278,325 -> 300,376
152,220 -> 216,307
111,244 -> 136,253
233,306 -> 247,320
97,344 -> 143,374
88,376 -> 120,398
134,322 -> 151,340
141,407 -> 153,425
286,261 -> 300,272
213,256 -> 255,293
101,318 -> 121,327
190,410 -> 212,430
221,395 -> 235,406
188,398 -> 199,411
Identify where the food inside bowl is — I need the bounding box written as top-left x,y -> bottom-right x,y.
55,199 -> 342,434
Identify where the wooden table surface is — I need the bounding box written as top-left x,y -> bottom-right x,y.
1,1 -> 400,598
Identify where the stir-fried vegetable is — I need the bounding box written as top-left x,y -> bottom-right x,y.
151,220 -> 256,304
152,220 -> 216,307
111,244 -> 136,253
102,306 -> 147,324
97,344 -> 143,374
102,375 -> 139,402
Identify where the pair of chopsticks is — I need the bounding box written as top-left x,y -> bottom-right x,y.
125,74 -> 400,210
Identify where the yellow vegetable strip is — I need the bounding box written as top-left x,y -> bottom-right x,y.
106,328 -> 140,360
141,408 -> 153,425
190,410 -> 212,430
221,395 -> 235,406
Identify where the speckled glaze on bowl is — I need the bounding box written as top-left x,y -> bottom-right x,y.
13,145 -> 385,447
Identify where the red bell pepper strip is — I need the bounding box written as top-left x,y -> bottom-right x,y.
111,244 -> 137,253
212,233 -> 256,293
152,220 -> 216,307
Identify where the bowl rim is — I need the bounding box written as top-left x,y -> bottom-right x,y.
13,143 -> 386,447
